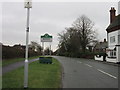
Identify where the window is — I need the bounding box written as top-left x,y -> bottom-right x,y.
110,50 -> 116,57
110,36 -> 115,43
114,51 -> 116,56
118,35 -> 120,43
110,51 -> 113,56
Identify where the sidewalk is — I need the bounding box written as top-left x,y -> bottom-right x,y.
2,58 -> 39,74
93,59 -> 120,67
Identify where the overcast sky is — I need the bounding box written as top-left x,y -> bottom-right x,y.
1,1 -> 119,51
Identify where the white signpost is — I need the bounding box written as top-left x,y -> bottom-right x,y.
41,33 -> 53,55
24,0 -> 32,88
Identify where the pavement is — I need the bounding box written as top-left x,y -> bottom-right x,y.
2,58 -> 39,74
53,56 -> 119,88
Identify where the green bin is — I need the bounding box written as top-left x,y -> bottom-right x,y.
39,57 -> 52,64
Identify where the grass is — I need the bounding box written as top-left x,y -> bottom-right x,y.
2,56 -> 40,67
2,57 -> 62,88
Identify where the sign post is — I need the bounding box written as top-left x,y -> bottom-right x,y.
24,0 -> 32,88
41,33 -> 53,56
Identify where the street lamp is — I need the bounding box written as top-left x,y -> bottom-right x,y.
24,0 -> 32,88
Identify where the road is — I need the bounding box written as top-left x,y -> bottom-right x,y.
2,58 -> 39,74
53,56 -> 119,88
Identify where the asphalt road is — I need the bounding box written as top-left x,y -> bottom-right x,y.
53,56 -> 119,88
2,58 -> 39,74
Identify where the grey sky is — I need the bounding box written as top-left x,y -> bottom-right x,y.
2,2 -> 118,51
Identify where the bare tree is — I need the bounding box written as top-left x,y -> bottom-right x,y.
72,15 -> 96,52
58,30 -> 69,52
58,15 -> 96,57
44,47 -> 53,55
29,41 -> 42,54
58,28 -> 81,56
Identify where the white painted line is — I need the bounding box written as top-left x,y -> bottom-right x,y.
85,64 -> 92,67
97,69 -> 117,79
78,61 -> 82,63
77,61 -> 82,64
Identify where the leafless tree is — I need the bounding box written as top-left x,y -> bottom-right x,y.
29,41 -> 42,53
72,15 -> 96,52
58,15 -> 96,57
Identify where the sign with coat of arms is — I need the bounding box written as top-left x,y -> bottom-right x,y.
41,33 -> 53,42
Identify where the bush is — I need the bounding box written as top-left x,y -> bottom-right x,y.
2,45 -> 40,59
58,50 -> 96,59
78,52 -> 95,59
94,52 -> 106,56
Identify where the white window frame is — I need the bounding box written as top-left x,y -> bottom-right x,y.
118,35 -> 120,44
110,36 -> 115,43
110,50 -> 116,57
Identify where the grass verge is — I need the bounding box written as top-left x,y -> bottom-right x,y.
2,56 -> 40,67
2,57 -> 62,88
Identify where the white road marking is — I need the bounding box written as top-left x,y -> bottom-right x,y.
97,69 -> 117,79
77,61 -> 82,64
85,64 -> 92,67
78,61 -> 82,63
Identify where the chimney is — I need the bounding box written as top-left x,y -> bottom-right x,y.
118,1 -> 120,15
104,39 -> 106,42
110,7 -> 116,23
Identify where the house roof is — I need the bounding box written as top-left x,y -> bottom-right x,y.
106,14 -> 120,32
94,41 -> 108,49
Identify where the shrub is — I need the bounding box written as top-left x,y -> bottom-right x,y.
2,45 -> 40,59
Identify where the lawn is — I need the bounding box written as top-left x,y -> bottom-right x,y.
2,56 -> 40,67
2,57 -> 62,88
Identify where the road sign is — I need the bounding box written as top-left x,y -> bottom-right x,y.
24,0 -> 32,8
41,33 -> 53,42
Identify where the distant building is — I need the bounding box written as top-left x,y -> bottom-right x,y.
93,39 -> 108,53
106,7 -> 120,63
